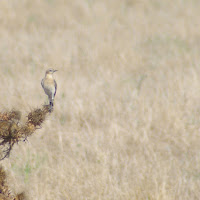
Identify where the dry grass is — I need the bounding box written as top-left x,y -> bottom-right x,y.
0,0 -> 200,199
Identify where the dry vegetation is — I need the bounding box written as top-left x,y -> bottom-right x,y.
0,107 -> 51,200
0,0 -> 200,199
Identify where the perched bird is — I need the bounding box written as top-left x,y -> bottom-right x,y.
41,69 -> 58,111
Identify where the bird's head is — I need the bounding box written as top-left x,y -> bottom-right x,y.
46,68 -> 58,75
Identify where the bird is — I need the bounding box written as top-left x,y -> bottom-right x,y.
41,69 -> 58,112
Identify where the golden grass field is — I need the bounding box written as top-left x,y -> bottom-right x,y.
1,0 -> 200,199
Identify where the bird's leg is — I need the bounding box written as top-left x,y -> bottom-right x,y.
48,101 -> 54,113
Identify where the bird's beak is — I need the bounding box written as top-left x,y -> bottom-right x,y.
54,70 -> 58,72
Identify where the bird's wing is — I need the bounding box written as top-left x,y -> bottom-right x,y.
41,78 -> 44,89
54,80 -> 57,97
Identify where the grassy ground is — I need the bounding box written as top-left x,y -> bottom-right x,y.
1,0 -> 200,199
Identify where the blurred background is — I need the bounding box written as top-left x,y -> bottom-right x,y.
1,0 -> 200,199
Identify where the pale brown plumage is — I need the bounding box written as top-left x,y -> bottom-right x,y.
41,69 -> 57,111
